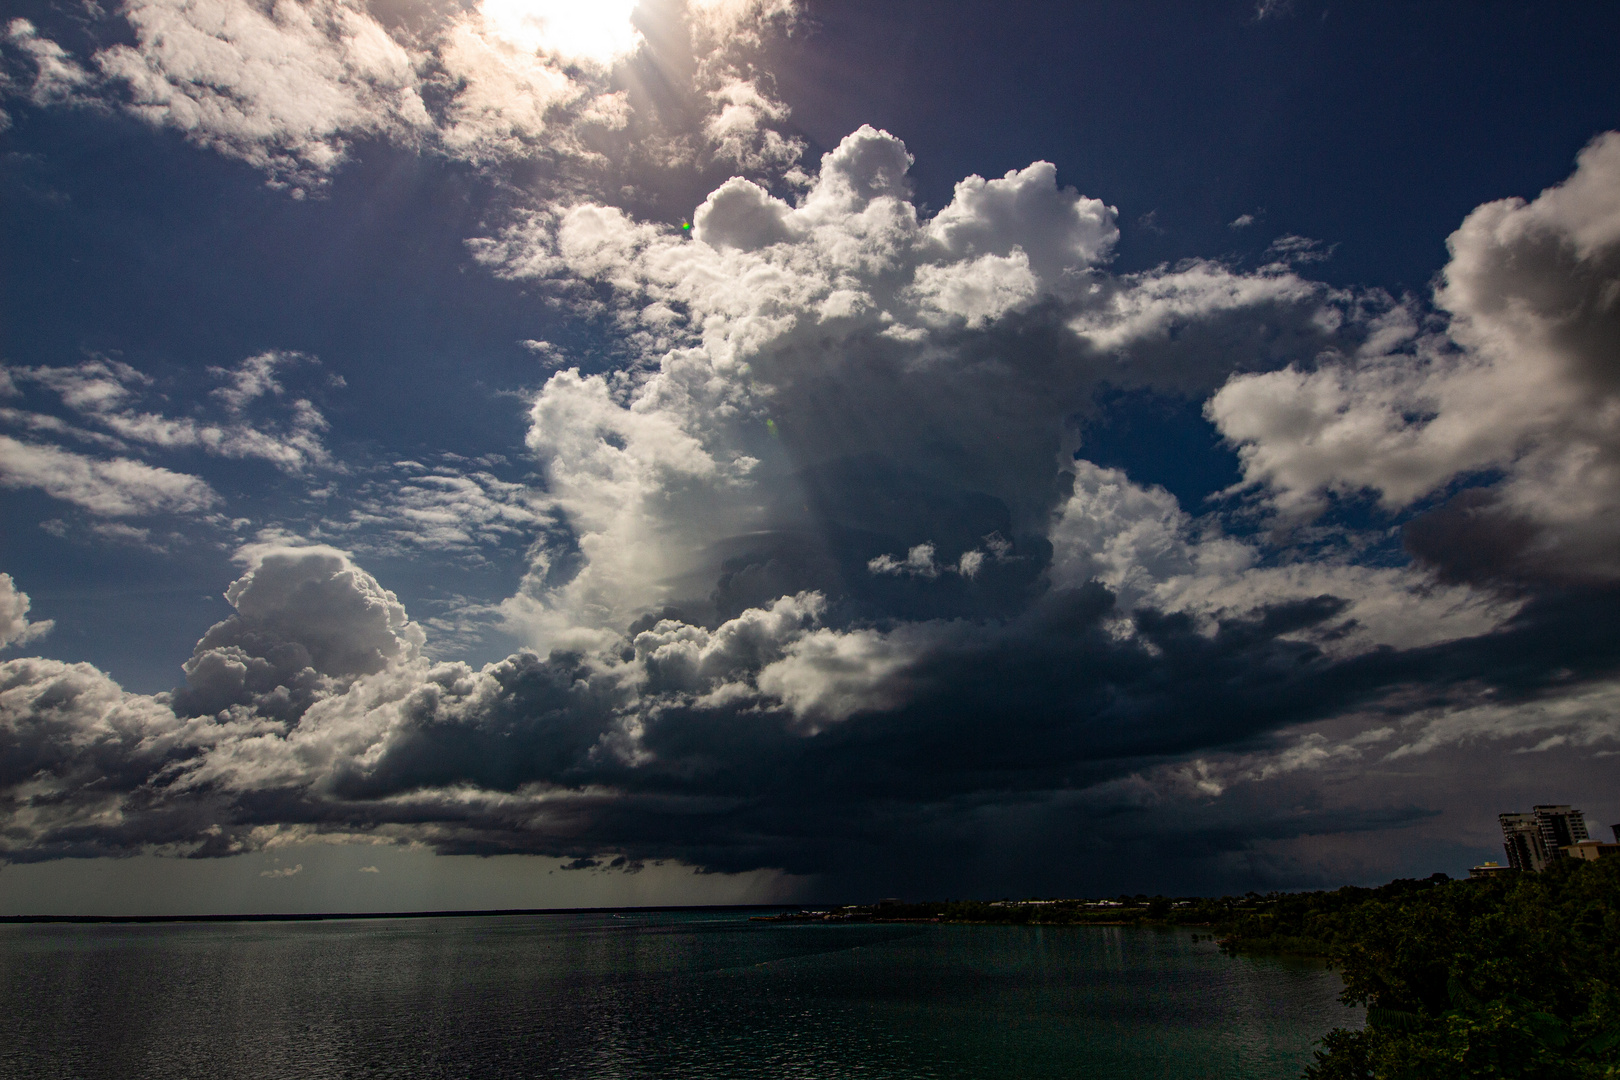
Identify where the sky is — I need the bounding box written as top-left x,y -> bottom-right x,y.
2,0 -> 1619,914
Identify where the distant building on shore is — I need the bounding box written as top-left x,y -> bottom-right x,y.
1535,804 -> 1590,849
1564,841 -> 1620,862
1469,861 -> 1513,879
1499,805 -> 1606,871
1500,812 -> 1550,872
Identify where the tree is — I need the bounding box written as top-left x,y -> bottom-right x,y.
1303,858 -> 1620,1079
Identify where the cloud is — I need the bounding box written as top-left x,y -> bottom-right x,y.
473,128 -> 1335,647
9,0 -> 633,186
260,863 -> 303,877
10,0 -> 803,189
93,0 -> 431,188
687,0 -> 799,39
0,531 -> 1615,895
87,522 -> 166,550
0,654 -> 259,862
40,518 -> 169,552
910,250 -> 1039,328
0,407 -> 130,451
1048,460 -> 1512,655
471,0 -> 642,67
170,543 -> 425,722
868,544 -> 942,579
0,574 -> 53,650
1263,234 -> 1334,266
926,161 -> 1118,284
1067,259 -> 1323,356
867,542 -> 995,581
432,0 -> 614,163
4,19 -> 96,107
1120,725 -> 1396,801
8,59 -> 1620,892
0,434 -> 219,515
0,351 -> 334,536
1208,132 -> 1620,584
1382,680 -> 1620,760
684,1 -> 802,171
703,78 -> 802,171
336,463 -> 546,557
5,353 -> 331,472
210,351 -> 292,412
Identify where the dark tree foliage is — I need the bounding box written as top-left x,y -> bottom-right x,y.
1236,859 -> 1620,1079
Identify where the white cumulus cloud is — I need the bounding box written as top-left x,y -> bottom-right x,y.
1208,132 -> 1620,581
0,574 -> 53,650
95,0 -> 431,188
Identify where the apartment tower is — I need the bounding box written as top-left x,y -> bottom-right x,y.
1500,812 -> 1549,872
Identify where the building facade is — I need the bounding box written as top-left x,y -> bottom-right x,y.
1563,841 -> 1620,862
1534,805 -> 1590,850
1469,861 -> 1513,879
1501,812 -> 1549,872
1499,806 -> 1596,871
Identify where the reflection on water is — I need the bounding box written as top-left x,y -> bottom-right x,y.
0,912 -> 1360,1079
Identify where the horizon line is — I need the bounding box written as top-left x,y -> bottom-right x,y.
0,904 -> 803,925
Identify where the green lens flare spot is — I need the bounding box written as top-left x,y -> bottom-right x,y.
766,418 -> 778,436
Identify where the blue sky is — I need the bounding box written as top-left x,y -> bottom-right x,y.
2,0 -> 1618,913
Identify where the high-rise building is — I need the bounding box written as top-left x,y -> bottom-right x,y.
1501,812 -> 1549,872
1498,806 -> 1595,871
1534,805 -> 1590,850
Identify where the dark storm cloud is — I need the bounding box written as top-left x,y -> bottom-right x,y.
6,535 -> 1618,892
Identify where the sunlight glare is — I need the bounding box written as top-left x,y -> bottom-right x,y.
480,0 -> 643,66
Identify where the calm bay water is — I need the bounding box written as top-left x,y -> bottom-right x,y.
0,911 -> 1359,1079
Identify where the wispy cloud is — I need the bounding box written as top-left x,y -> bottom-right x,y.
0,434 -> 219,516
7,354 -> 331,473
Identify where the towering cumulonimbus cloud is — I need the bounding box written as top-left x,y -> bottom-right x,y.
478,125 -> 1357,649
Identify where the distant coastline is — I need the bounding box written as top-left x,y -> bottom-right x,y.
0,904 -> 794,925
770,860 -> 1620,1076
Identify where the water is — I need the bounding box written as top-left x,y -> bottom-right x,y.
0,911 -> 1359,1079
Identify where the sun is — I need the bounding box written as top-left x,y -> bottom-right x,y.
479,0 -> 644,67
